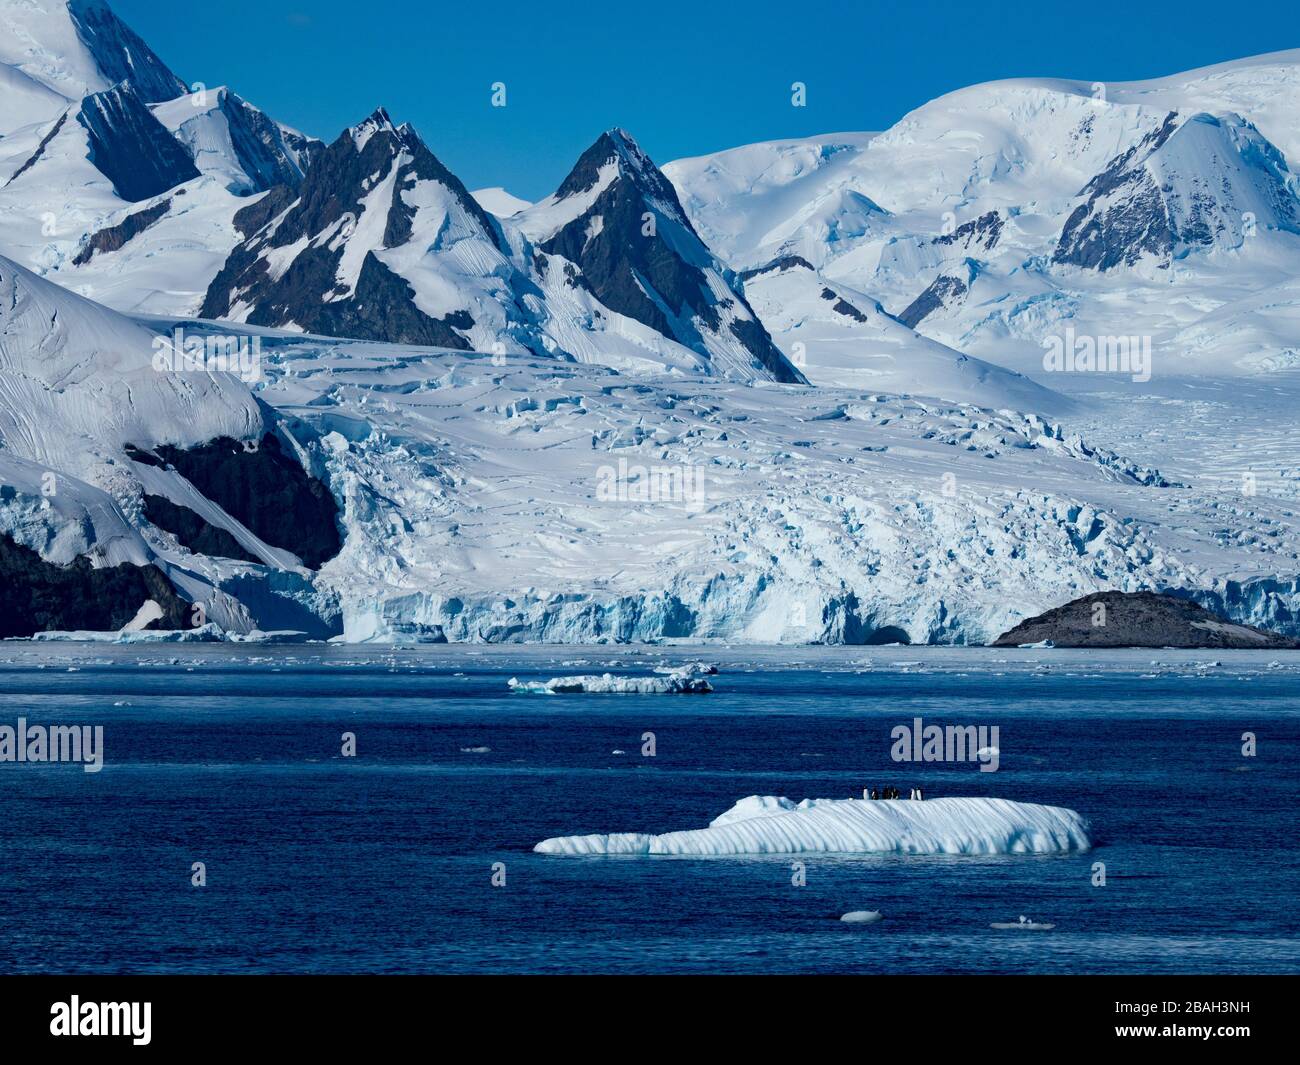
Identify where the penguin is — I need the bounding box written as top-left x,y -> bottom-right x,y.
916,787 -> 924,801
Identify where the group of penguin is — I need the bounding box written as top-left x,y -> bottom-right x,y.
862,786 -> 924,800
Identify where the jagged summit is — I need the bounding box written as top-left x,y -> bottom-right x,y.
350,107 -> 399,149
200,110 -> 541,352
519,127 -> 806,384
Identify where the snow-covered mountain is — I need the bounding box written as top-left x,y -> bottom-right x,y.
1053,110 -> 1300,270
154,86 -> 321,196
517,128 -> 805,384
0,251 -> 344,634
199,108 -> 549,354
0,0 -> 185,128
735,254 -> 1061,409
665,55 -> 1300,383
0,1 -> 318,316
4,0 -> 1300,644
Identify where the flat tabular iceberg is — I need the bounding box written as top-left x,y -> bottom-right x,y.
535,796 -> 1090,856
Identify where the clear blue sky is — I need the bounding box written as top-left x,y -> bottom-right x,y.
114,0 -> 1295,201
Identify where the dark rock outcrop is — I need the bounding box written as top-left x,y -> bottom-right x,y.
0,534 -> 190,638
73,197 -> 171,264
738,255 -> 816,283
1053,112 -> 1300,271
1052,113 -> 1181,271
935,210 -> 1002,251
992,590 -> 1300,649
142,494 -> 262,564
77,83 -> 199,202
820,286 -> 870,322
128,434 -> 342,569
67,0 -> 188,104
5,111 -> 69,187
899,273 -> 969,329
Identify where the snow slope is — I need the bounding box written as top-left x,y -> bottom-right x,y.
666,55 -> 1300,386
0,254 -> 261,470
153,87 -> 320,195
472,186 -> 531,218
0,0 -> 185,122
0,254 -> 324,632
737,255 -> 1064,409
534,796 -> 1091,855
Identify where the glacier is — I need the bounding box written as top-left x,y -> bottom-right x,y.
533,796 -> 1091,856
3,4 -> 1300,646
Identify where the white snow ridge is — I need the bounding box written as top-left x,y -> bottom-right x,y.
534,796 -> 1090,856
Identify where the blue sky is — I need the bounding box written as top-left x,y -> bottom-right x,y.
115,0 -> 1295,201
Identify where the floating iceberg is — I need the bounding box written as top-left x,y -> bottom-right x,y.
991,916 -> 1055,930
840,911 -> 884,923
535,796 -> 1090,856
508,672 -> 713,694
652,662 -> 719,676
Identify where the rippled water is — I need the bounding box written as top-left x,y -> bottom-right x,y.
0,645 -> 1295,974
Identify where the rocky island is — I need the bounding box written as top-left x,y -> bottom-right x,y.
992,591 -> 1300,649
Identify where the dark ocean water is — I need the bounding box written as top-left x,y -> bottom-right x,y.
0,647 -> 1296,974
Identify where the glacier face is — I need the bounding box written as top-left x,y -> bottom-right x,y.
235,327 -> 1300,645
534,796 -> 1092,856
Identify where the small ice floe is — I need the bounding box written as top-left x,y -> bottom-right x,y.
653,661 -> 719,677
112,700 -> 130,708
508,671 -> 713,694
611,749 -> 626,755
977,746 -> 999,760
840,910 -> 884,924
459,746 -> 492,754
991,915 -> 1055,930
1018,640 -> 1055,649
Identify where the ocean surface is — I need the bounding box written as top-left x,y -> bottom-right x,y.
0,644 -> 1296,975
